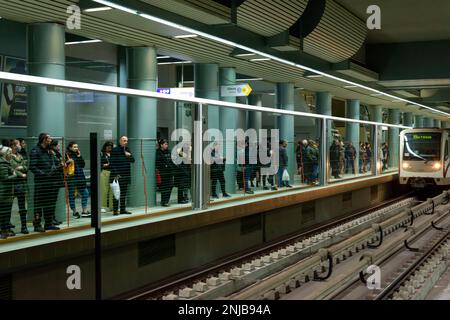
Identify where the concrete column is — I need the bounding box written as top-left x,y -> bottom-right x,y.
414,115 -> 424,128
388,109 -> 400,169
194,63 -> 220,130
27,23 -> 66,222
345,99 -> 360,172
277,83 -> 295,183
117,46 -> 127,137
27,23 -> 65,137
370,105 -> 383,123
248,94 -> 262,132
424,117 -> 434,128
126,47 -> 157,207
316,92 -> 333,143
403,112 -> 414,127
434,119 -> 441,128
219,67 -> 238,193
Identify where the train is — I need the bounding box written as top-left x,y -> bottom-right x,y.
399,128 -> 450,188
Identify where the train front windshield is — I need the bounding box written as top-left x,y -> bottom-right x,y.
403,133 -> 441,161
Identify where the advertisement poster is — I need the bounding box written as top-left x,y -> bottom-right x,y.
0,56 -> 27,127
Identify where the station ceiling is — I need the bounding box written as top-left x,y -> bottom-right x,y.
0,0 -> 449,121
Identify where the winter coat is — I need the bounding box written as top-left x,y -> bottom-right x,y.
0,158 -> 17,203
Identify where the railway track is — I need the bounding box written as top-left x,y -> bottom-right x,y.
123,193 -> 418,300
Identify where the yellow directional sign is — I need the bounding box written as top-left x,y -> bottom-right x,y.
221,83 -> 253,97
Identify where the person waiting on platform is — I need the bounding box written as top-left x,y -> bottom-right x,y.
261,138 -> 277,191
365,143 -> 372,171
29,133 -> 59,232
48,140 -> 65,226
359,143 -> 367,173
175,143 -> 191,204
66,142 -> 90,219
210,142 -> 231,199
100,141 -> 114,213
345,142 -> 356,174
278,140 -> 292,188
306,140 -> 320,184
156,139 -> 174,207
330,139 -> 341,179
110,136 -> 135,215
0,146 -> 18,239
10,139 -> 29,234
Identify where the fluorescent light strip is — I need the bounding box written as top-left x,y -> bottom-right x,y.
90,0 -> 450,117
0,71 -> 411,129
84,6 -> 112,12
156,55 -> 171,59
157,61 -> 192,65
174,34 -> 198,39
235,53 -> 256,57
306,74 -> 323,78
65,39 -> 102,45
344,85 -> 358,88
236,78 -> 263,81
250,58 -> 271,62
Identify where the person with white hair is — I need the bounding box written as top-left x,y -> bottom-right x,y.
0,146 -> 18,239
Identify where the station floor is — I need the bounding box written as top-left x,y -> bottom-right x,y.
2,168 -> 396,247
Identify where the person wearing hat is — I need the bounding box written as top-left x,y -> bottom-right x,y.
0,146 -> 18,239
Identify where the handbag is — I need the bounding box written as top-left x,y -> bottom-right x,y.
156,169 -> 161,186
65,154 -> 75,177
110,177 -> 121,201
282,169 -> 290,182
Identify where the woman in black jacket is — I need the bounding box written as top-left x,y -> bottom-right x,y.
66,142 -> 90,218
156,139 -> 175,207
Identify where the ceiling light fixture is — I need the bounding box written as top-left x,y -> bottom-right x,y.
157,61 -> 192,65
236,78 -> 263,81
173,34 -> 198,39
156,55 -> 171,59
65,39 -> 102,45
235,53 -> 257,57
91,0 -> 450,117
84,6 -> 112,12
250,58 -> 271,62
344,85 -> 358,88
306,74 -> 323,78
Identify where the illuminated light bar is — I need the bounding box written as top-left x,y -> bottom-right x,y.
235,53 -> 256,57
344,85 -> 358,88
306,74 -> 323,78
0,71 -> 412,130
91,0 -> 450,116
156,56 -> 171,59
84,7 -> 112,12
65,39 -> 102,45
157,61 -> 192,65
250,58 -> 271,62
173,34 -> 198,39
236,78 -> 263,81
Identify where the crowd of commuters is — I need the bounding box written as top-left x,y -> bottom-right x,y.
0,131 -> 393,239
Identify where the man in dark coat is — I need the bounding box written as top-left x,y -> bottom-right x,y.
110,136 -> 135,215
29,133 -> 59,232
330,139 -> 341,179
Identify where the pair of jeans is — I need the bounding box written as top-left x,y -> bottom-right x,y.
345,159 -> 355,174
312,164 -> 319,181
67,180 -> 89,212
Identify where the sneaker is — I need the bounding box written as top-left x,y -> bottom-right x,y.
44,225 -> 60,231
178,200 -> 189,204
245,190 -> 254,194
52,218 -> 62,225
73,212 -> 81,219
34,225 -> 45,233
120,211 -> 132,215
286,184 -> 293,188
222,193 -> 231,198
211,194 -> 219,199
162,203 -> 170,207
21,226 -> 29,235
271,186 -> 278,191
81,212 -> 91,218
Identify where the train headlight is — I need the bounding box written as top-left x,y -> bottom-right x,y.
402,162 -> 411,169
433,162 -> 442,170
